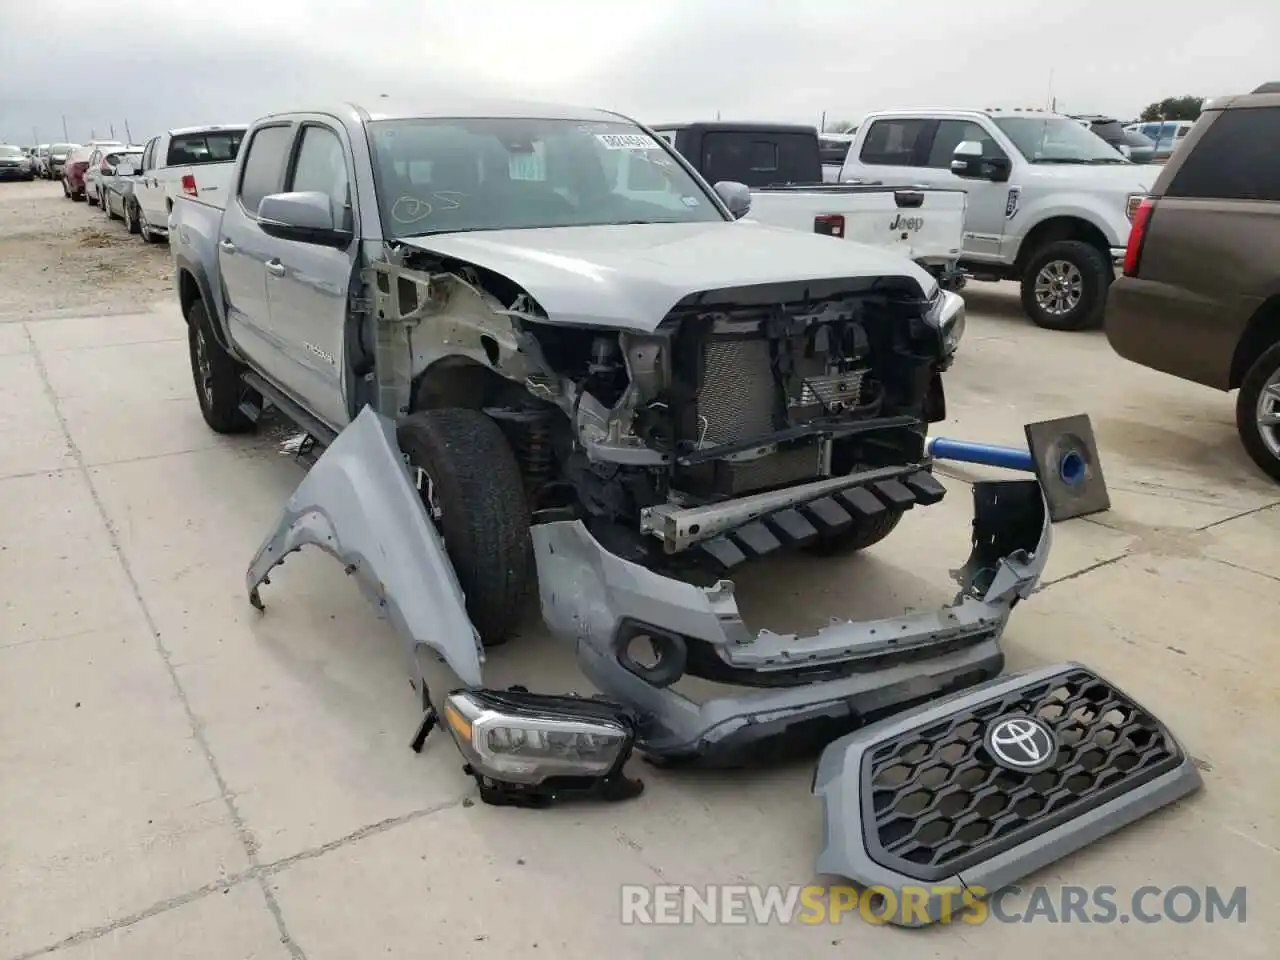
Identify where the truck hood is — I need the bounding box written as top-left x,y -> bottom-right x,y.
1024,162 -> 1154,195
396,221 -> 937,332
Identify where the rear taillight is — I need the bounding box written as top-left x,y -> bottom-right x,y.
1122,197 -> 1155,278
181,174 -> 198,196
814,213 -> 845,238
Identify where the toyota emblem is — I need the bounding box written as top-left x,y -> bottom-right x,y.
984,715 -> 1058,772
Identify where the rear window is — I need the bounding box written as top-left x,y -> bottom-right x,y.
699,131 -> 818,186
167,129 -> 245,166
858,119 -> 929,166
1165,108 -> 1280,202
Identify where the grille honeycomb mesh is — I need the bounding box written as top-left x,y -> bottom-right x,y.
862,668 -> 1182,880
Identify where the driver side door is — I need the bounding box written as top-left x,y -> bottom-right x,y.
916,119 -> 1015,261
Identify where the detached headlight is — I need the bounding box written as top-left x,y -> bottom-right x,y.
442,688 -> 644,807
927,288 -> 966,355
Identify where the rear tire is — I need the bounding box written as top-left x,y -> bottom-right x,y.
124,199 -> 141,234
61,178 -> 70,198
1019,240 -> 1111,331
396,409 -> 533,647
1236,340 -> 1280,483
187,299 -> 257,435
803,508 -> 905,556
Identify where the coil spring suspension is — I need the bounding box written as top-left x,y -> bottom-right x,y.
521,415 -> 553,488
487,407 -> 554,495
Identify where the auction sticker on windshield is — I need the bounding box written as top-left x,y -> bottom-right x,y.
597,133 -> 662,150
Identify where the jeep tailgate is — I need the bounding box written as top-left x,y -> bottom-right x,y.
745,186 -> 966,267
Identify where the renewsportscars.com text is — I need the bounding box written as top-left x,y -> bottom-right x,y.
620,883 -> 1247,926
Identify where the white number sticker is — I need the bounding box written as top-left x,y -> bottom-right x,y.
596,133 -> 661,151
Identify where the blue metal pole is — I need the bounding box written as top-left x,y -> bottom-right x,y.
926,436 -> 1036,472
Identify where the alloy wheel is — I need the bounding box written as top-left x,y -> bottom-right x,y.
1033,260 -> 1084,317
1256,366 -> 1280,459
194,328 -> 214,407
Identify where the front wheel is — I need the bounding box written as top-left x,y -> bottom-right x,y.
61,178 -> 70,198
803,508 -> 905,556
1236,341 -> 1280,483
396,409 -> 533,647
1019,240 -> 1111,331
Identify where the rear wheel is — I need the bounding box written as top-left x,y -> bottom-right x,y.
1236,341 -> 1280,483
61,178 -> 70,198
396,409 -> 533,647
139,205 -> 164,243
124,199 -> 141,234
1019,240 -> 1111,331
187,299 -> 257,434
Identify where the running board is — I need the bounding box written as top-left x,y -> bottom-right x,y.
240,372 -> 339,446
814,662 -> 1202,926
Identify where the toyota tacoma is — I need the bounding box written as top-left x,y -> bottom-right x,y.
169,98 -> 1051,793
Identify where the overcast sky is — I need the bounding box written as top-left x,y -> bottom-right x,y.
1,0 -> 1275,145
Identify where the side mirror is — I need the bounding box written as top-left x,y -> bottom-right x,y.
713,180 -> 752,219
257,191 -> 351,247
950,141 -> 1011,182
116,164 -> 135,177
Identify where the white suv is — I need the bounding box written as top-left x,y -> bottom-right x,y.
841,109 -> 1153,330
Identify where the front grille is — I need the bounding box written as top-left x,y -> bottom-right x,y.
861,667 -> 1183,881
697,337 -> 775,446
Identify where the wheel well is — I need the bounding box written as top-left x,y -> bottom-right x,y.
1230,297 -> 1280,389
411,357 -> 523,412
178,270 -> 201,322
1014,217 -> 1111,271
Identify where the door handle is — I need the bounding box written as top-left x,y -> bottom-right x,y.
265,259 -> 286,277
219,239 -> 237,254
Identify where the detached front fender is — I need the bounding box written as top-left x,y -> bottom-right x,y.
245,405 -> 484,687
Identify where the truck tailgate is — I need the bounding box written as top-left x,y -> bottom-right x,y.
177,161 -> 236,210
745,186 -> 966,265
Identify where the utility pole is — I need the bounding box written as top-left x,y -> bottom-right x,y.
820,110 -> 827,132
61,115 -> 69,140
109,122 -> 115,139
124,119 -> 133,144
32,126 -> 39,146
1044,68 -> 1055,111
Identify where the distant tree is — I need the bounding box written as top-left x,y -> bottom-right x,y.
1139,96 -> 1204,122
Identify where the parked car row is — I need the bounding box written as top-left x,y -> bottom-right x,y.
52,123 -> 248,243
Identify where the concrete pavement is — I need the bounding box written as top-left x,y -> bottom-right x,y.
1,285 -> 1276,958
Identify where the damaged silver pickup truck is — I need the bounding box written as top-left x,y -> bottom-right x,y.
169,98 -> 1054,799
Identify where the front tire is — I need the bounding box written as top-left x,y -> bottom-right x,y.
803,508 -> 905,555
124,199 -> 141,234
1236,341 -> 1280,483
187,300 -> 257,434
1019,240 -> 1111,331
396,409 -> 533,647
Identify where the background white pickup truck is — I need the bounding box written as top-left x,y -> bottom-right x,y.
134,124 -> 246,242
840,108 -> 1152,330
651,121 -> 966,289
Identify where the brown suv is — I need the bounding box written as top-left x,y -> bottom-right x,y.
1106,83 -> 1280,481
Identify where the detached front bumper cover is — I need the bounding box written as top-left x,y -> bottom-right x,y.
535,478 -> 1050,765
248,407 -> 1051,773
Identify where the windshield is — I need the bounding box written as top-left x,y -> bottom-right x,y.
51,143 -> 76,156
994,117 -> 1128,164
0,146 -> 23,158
369,117 -> 724,239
